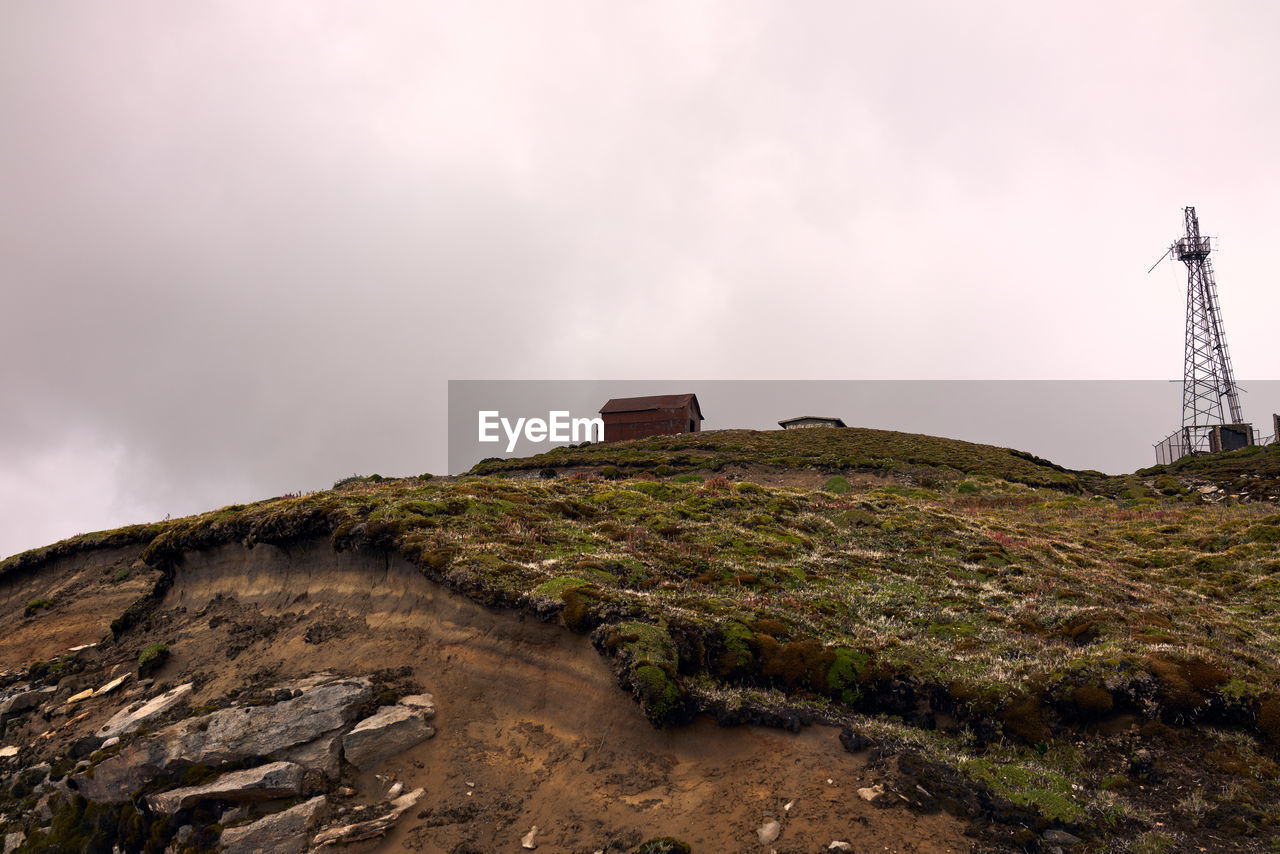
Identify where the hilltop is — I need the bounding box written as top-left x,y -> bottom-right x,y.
2,427 -> 1280,852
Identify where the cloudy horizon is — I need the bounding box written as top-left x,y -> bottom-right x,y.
3,2 -> 1279,558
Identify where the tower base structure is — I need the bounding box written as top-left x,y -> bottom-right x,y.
1154,422 -> 1255,466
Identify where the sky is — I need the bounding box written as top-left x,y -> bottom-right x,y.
3,2 -> 1279,558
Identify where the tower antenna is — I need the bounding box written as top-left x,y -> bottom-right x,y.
1152,207 -> 1253,463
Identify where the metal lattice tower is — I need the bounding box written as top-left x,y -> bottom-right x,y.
1174,206 -> 1243,431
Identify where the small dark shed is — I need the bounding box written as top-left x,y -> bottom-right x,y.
778,416 -> 847,429
599,394 -> 703,442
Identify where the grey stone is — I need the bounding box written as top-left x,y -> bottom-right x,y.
0,686 -> 56,720
1043,829 -> 1082,846
34,792 -> 55,823
342,706 -> 434,771
96,683 -> 194,740
311,788 -> 422,848
146,761 -> 305,814
757,820 -> 780,845
3,832 -> 24,854
220,804 -> 251,824
278,730 -> 343,780
76,678 -> 371,802
19,763 -> 51,788
219,795 -> 327,854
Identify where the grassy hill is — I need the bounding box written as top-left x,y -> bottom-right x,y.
5,428 -> 1280,850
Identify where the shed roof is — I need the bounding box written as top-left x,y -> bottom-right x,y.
600,393 -> 703,420
778,415 -> 848,428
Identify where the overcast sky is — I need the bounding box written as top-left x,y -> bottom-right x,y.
3,2 -> 1279,558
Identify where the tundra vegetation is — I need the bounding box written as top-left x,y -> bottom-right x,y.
4,427 -> 1280,849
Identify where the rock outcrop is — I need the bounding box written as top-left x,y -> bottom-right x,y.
343,704 -> 436,771
146,761 -> 305,814
95,681 -> 193,739
219,794 -> 328,854
75,677 -> 371,802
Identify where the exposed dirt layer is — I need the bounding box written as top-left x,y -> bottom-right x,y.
0,547 -> 158,670
3,543 -> 975,853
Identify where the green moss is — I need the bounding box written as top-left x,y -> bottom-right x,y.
827,647 -> 870,705
959,759 -> 1086,824
138,642 -> 170,678
24,598 -> 53,617
823,475 -> 851,494
531,575 -> 593,598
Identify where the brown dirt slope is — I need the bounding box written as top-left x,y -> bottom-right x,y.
0,541 -> 973,853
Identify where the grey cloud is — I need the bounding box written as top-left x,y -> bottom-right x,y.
3,2 -> 1279,556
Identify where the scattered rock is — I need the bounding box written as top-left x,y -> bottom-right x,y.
857,784 -> 886,803
522,825 -> 540,849
757,820 -> 780,845
342,705 -> 434,771
828,844 -> 852,852
387,781 -> 404,798
96,682 -> 194,739
94,674 -> 130,697
1043,829 -> 1082,846
311,787 -> 423,848
100,736 -> 119,749
3,832 -> 24,854
220,794 -> 328,854
147,761 -> 306,814
64,688 -> 94,705
0,747 -> 17,759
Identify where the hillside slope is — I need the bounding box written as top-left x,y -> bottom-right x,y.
2,428 -> 1279,852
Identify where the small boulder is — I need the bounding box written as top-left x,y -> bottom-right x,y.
279,730 -> 343,780
97,682 -> 193,740
757,820 -> 780,845
857,784 -> 886,803
1043,829 -> 1082,846
147,761 -> 305,814
220,794 -> 328,854
93,674 -> 130,697
521,825 -> 540,849
342,706 -> 434,771
65,688 -> 94,706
